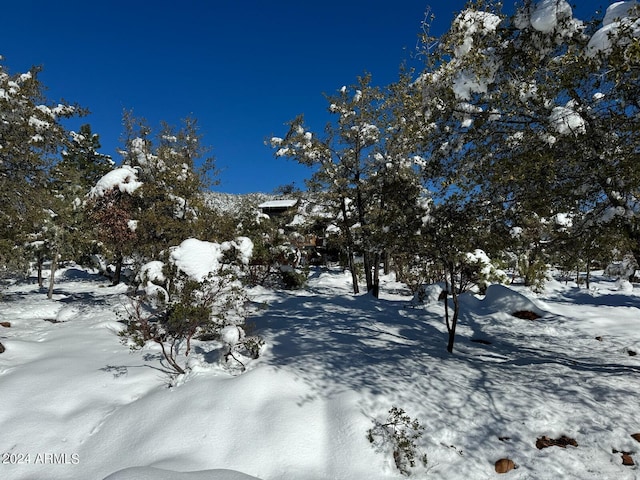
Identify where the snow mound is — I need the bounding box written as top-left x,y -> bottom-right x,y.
104,467 -> 260,480
413,283 -> 445,304
103,467 -> 262,480
460,284 -> 546,317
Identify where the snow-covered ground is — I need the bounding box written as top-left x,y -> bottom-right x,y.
1,266 -> 639,479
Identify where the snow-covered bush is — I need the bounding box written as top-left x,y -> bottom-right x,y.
464,249 -> 508,294
119,237 -> 262,376
367,406 -> 428,476
278,266 -> 308,290
605,254 -> 638,281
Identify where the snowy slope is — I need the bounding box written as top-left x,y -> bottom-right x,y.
1,266 -> 639,479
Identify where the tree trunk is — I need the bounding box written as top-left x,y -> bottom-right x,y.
37,257 -> 44,288
371,252 -> 380,298
443,284 -> 450,332
47,252 -> 58,300
363,251 -> 374,294
447,294 -> 460,354
446,267 -> 459,354
340,197 -> 359,294
347,248 -> 359,294
113,253 -> 123,286
623,224 -> 639,281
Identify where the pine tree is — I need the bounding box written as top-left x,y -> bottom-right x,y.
119,112 -> 217,262
49,124 -> 113,263
0,59 -> 83,282
271,75 -> 392,295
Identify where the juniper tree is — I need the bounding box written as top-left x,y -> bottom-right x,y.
122,237 -> 256,376
119,112 -> 218,263
368,69 -> 431,285
87,166 -> 142,285
46,125 -> 114,271
0,60 -> 83,281
271,76 -> 383,294
417,0 -> 640,279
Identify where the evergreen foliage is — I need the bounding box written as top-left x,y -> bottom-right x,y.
120,238 -> 258,376
367,406 -> 428,476
271,74 -> 427,296
0,60 -> 84,282
118,112 -> 218,262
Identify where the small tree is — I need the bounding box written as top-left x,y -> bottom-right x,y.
119,113 -> 218,262
271,75 -> 385,295
367,406 -> 428,476
423,195 -> 506,353
87,166 -> 142,285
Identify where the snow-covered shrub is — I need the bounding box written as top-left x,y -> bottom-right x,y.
367,406 -> 428,476
514,254 -> 549,293
119,237 -> 262,376
412,282 -> 446,305
605,254 -> 638,281
219,324 -> 266,372
278,266 -> 308,290
464,249 -> 508,294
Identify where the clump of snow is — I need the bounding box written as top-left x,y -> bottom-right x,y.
137,260 -> 169,301
453,64 -> 500,100
230,236 -> 253,265
170,238 -> 224,282
220,325 -> 243,346
549,104 -> 586,135
413,282 -> 445,304
453,10 -> 502,58
89,165 -> 143,197
616,278 -> 634,292
28,115 -> 50,131
449,9 -> 502,100
509,226 -> 523,238
530,0 -> 573,33
553,212 -> 573,228
138,260 -> 166,284
169,237 -> 253,282
587,1 -> 640,56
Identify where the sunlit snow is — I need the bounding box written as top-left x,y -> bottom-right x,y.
1,265 -> 639,479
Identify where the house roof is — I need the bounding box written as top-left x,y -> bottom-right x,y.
258,199 -> 298,209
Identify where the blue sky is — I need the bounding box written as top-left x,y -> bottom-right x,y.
1,1 -> 606,194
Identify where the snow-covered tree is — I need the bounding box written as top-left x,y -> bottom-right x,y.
271,76 -> 383,294
119,112 -> 217,261
0,60 -> 82,278
417,0 -> 640,276
272,74 -> 428,296
368,69 -> 432,285
421,193 -> 506,353
87,166 -> 142,285
38,125 -> 114,296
